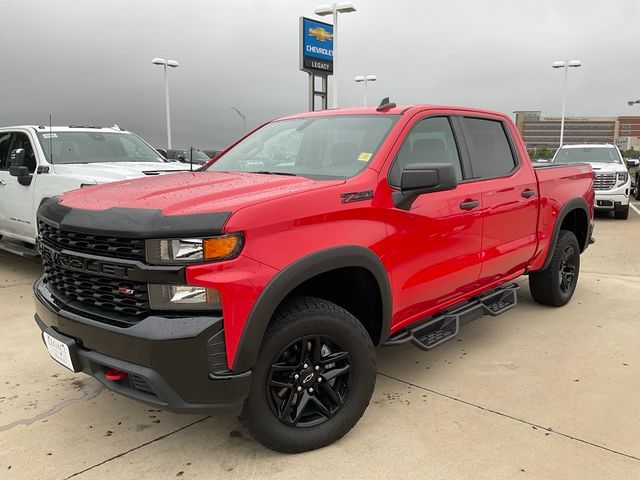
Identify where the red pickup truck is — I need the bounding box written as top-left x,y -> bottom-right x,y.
34,102 -> 594,453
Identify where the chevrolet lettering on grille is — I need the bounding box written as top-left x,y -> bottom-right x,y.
40,244 -> 134,279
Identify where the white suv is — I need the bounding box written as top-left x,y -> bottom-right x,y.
553,144 -> 631,219
0,125 -> 190,255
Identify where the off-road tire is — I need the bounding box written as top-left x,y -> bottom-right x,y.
529,230 -> 580,307
242,296 -> 376,453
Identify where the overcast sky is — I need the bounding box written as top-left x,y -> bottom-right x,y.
1,0 -> 638,149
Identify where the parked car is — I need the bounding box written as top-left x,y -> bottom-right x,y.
552,144 -> 631,219
163,148 -> 211,165
202,149 -> 222,159
0,125 -> 190,256
34,103 -> 594,453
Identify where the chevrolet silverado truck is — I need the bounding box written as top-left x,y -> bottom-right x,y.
33,102 -> 595,453
552,143 -> 630,219
0,125 -> 189,256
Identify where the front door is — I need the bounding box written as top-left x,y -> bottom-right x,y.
0,131 -> 37,240
384,115 -> 484,330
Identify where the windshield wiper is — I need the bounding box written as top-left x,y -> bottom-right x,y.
252,171 -> 298,176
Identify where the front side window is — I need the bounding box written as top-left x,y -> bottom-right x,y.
208,115 -> 398,179
9,132 -> 37,173
464,118 -> 516,178
554,147 -> 622,164
389,116 -> 463,187
37,132 -> 166,164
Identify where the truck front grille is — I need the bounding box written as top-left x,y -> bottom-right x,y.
42,258 -> 150,318
38,221 -> 145,261
593,173 -> 617,191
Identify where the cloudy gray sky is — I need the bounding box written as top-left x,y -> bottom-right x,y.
1,0 -> 638,149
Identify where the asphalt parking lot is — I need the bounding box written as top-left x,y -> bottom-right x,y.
1,206 -> 640,479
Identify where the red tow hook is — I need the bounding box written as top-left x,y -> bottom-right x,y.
105,368 -> 128,381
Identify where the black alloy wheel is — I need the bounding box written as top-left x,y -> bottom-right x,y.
267,335 -> 351,427
558,245 -> 577,295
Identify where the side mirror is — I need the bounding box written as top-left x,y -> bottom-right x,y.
177,154 -> 186,162
400,163 -> 458,194
9,149 -> 33,186
627,158 -> 639,167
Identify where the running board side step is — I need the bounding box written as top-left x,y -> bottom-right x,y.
0,239 -> 39,257
383,283 -> 519,351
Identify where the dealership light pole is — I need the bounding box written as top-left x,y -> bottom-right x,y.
231,107 -> 247,132
314,3 -> 357,108
354,74 -> 377,106
552,60 -> 581,147
152,57 -> 180,149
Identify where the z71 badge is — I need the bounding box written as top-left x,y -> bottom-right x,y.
340,190 -> 374,204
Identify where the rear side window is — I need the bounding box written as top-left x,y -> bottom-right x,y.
0,132 -> 12,170
463,118 -> 516,178
389,117 -> 463,187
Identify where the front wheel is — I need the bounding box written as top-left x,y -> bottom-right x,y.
614,205 -> 629,220
529,230 -> 580,307
242,297 -> 376,453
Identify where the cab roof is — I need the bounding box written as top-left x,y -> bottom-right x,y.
278,104 -> 512,120
0,125 -> 131,134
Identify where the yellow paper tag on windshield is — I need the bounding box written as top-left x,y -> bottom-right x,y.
357,152 -> 372,162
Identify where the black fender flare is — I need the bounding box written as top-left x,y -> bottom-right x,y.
539,197 -> 590,271
231,246 -> 392,372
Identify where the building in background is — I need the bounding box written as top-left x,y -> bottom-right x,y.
513,111 -> 640,151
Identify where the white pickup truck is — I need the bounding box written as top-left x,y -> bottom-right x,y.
0,125 -> 190,256
553,143 -> 636,219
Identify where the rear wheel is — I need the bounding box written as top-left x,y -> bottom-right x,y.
242,296 -> 376,453
529,230 -> 580,307
614,205 -> 629,220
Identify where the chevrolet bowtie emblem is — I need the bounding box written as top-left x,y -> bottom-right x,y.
308,27 -> 333,42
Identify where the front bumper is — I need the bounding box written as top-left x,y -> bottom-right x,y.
34,278 -> 251,414
595,190 -> 629,210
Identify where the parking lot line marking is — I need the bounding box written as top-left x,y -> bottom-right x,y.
630,202 -> 640,216
378,371 -> 640,463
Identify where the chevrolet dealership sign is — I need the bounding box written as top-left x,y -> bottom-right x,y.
300,17 -> 334,75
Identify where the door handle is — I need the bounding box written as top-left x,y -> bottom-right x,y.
521,189 -> 536,198
459,199 -> 480,210
0,179 -> 6,186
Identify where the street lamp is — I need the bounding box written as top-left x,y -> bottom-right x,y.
231,107 -> 247,132
152,57 -> 180,149
354,74 -> 377,106
315,2 -> 357,108
552,59 -> 581,147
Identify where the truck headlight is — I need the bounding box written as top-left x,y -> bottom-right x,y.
146,234 -> 242,265
148,284 -> 221,310
618,172 -> 629,183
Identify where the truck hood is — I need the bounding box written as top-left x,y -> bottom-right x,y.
588,162 -> 627,173
51,162 -> 190,182
59,171 -> 343,216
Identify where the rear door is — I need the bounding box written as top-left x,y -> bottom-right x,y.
460,116 -> 538,284
384,114 -> 484,329
0,131 -> 38,240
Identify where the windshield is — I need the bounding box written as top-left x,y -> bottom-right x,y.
207,115 -> 399,179
554,147 -> 622,164
37,132 -> 166,164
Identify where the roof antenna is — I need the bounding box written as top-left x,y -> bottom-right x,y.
49,114 -> 54,165
376,97 -> 396,112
